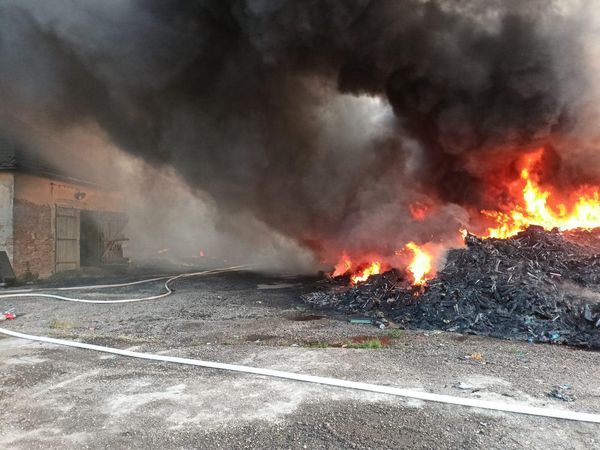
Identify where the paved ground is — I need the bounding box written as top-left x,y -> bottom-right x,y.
0,270 -> 599,449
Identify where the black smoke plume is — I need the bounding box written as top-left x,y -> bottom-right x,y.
0,0 -> 596,264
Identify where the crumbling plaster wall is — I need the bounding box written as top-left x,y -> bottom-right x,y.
0,172 -> 14,261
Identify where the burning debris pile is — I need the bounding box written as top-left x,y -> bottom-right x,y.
5,1 -> 600,325
304,226 -> 600,348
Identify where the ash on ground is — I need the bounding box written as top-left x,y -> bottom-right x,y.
303,226 -> 600,348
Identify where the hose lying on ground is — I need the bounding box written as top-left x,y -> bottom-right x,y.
0,327 -> 599,424
0,265 -> 248,304
0,265 -> 599,424
0,275 -> 172,294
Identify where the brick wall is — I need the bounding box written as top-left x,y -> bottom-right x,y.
13,199 -> 54,279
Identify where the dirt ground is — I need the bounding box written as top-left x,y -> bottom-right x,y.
0,269 -> 599,449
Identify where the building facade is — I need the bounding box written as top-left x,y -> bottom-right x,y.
0,171 -> 127,280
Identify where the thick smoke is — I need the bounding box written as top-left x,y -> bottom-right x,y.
0,0 -> 598,268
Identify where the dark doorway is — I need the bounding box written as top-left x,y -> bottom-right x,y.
80,211 -> 102,266
80,210 -> 128,267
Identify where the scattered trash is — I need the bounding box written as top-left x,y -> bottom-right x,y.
0,309 -> 15,321
465,352 -> 485,362
349,317 -> 372,325
548,384 -> 575,402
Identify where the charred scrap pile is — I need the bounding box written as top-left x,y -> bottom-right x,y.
303,226 -> 600,348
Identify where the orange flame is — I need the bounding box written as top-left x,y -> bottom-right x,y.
484,149 -> 600,239
350,261 -> 382,284
409,202 -> 429,221
331,254 -> 382,284
332,253 -> 352,277
405,242 -> 433,286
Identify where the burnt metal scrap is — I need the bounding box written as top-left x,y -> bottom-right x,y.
303,226 -> 600,348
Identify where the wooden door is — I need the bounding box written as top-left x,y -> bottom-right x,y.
55,206 -> 80,273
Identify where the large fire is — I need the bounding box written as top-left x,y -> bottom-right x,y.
332,243 -> 434,287
405,242 -> 433,286
332,253 -> 352,277
483,149 -> 600,239
350,261 -> 382,284
331,254 -> 383,285
331,147 -> 600,288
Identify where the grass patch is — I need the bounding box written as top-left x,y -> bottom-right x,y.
305,341 -> 329,348
48,318 -> 75,330
346,339 -> 383,349
387,329 -> 406,339
303,336 -> 389,349
219,335 -> 242,346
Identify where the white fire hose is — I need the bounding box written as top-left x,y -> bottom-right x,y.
0,267 -> 599,424
0,266 -> 249,303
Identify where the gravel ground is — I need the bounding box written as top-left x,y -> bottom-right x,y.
0,269 -> 599,449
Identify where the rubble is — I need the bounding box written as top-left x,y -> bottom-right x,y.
303,226 -> 600,348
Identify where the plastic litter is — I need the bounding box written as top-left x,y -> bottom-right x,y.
0,309 -> 15,321
349,317 -> 372,324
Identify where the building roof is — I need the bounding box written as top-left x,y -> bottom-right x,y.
0,119 -> 107,189
0,132 -> 45,171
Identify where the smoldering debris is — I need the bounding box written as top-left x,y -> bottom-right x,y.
303,226 -> 600,348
